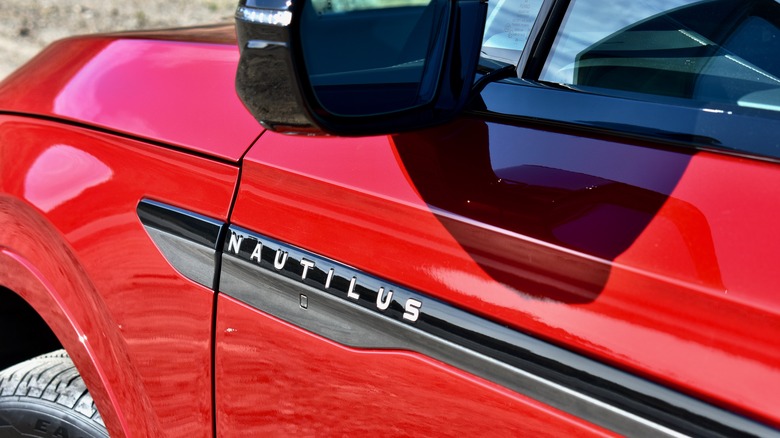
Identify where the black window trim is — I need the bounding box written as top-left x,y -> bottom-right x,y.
516,0 -> 569,79
468,77 -> 780,163
484,0 -> 780,162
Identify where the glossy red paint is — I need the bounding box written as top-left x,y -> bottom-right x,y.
0,115 -> 238,437
0,26 -> 261,162
0,247 -> 136,437
227,124 -> 780,429
214,295 -> 614,437
0,17 -> 777,437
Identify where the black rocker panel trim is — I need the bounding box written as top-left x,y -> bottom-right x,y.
218,225 -> 777,438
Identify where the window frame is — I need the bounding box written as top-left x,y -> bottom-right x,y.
470,0 -> 780,162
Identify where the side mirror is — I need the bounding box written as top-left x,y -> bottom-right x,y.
235,0 -> 487,135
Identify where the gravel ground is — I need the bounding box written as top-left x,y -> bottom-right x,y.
0,0 -> 238,79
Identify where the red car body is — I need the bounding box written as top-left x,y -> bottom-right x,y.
0,15 -> 779,438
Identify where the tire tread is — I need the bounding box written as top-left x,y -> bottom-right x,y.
0,350 -> 106,429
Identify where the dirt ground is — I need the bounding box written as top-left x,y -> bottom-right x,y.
0,0 -> 237,79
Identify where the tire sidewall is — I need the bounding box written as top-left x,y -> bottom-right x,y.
0,399 -> 108,438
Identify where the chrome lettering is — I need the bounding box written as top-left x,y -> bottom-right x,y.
347,276 -> 359,299
300,259 -> 315,279
376,287 -> 393,310
228,232 -> 243,254
250,243 -> 263,262
226,227 -> 429,327
274,249 -> 288,270
325,268 -> 335,289
403,299 -> 422,322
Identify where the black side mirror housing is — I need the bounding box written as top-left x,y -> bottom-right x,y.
235,0 -> 487,136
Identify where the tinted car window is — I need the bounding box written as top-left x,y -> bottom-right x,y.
480,0 -> 544,65
540,0 -> 780,112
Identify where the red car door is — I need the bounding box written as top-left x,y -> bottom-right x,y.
214,1 -> 780,436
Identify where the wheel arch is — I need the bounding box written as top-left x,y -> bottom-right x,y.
0,195 -> 159,437
0,285 -> 61,370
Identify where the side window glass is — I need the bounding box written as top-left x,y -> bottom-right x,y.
539,0 -> 780,112
481,0 -> 545,66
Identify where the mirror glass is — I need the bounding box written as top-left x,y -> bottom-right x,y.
300,0 -> 448,116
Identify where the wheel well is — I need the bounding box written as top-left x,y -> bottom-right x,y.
0,287 -> 62,370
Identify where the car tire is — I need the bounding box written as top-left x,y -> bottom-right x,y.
0,350 -> 108,438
